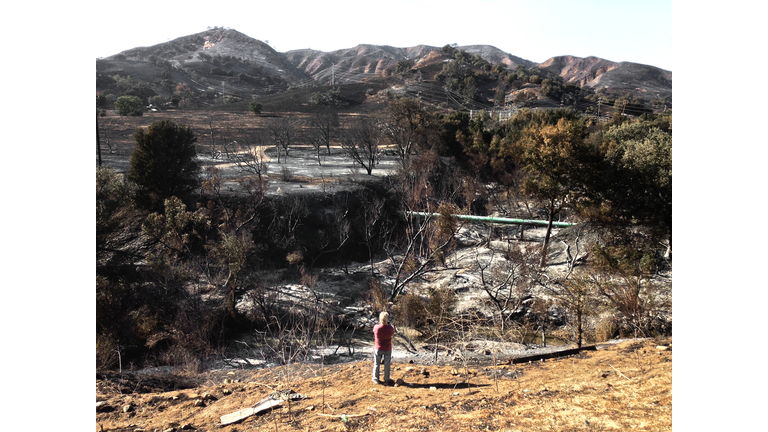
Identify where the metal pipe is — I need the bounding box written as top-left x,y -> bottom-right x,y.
407,211 -> 576,228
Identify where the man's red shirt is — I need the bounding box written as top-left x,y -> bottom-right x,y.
373,323 -> 395,351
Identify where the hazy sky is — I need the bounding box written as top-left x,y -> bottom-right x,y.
93,0 -> 673,70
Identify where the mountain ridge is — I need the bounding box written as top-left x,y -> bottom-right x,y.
96,28 -> 671,112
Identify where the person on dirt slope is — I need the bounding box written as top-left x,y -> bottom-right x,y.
372,312 -> 396,385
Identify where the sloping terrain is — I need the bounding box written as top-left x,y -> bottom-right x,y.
282,44 -> 537,85
95,338 -> 672,431
284,44 -> 439,84
458,44 -> 537,70
97,28 -> 672,114
97,28 -> 310,104
539,55 -> 672,103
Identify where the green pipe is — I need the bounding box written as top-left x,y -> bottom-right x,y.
407,211 -> 576,228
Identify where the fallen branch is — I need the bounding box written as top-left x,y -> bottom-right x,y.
610,364 -> 631,380
317,413 -> 370,418
510,345 -> 596,364
220,398 -> 283,425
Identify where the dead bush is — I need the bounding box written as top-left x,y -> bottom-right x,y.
364,278 -> 389,315
392,292 -> 426,330
595,315 -> 618,342
96,334 -> 119,371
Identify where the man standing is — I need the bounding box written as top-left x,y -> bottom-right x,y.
372,312 -> 396,385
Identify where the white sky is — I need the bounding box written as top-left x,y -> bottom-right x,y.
92,0 -> 673,70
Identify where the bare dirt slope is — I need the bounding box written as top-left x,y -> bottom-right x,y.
96,338 -> 671,431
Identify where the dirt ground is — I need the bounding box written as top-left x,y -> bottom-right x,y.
96,338 -> 671,431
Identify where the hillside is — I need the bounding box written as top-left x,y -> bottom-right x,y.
538,55 -> 672,105
95,338 -> 672,431
96,28 -> 672,115
284,44 -> 439,84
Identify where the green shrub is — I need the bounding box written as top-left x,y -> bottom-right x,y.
96,74 -> 116,89
148,95 -> 165,107
310,87 -> 346,106
96,93 -> 107,107
114,95 -> 144,116
128,120 -> 199,209
161,79 -> 175,91
249,101 -> 262,114
210,66 -> 227,76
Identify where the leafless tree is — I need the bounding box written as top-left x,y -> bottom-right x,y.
306,201 -> 351,270
356,191 -> 387,275
308,108 -> 340,158
207,116 -> 220,159
266,118 -> 296,163
381,161 -> 463,301
588,267 -> 670,339
474,243 -> 536,333
340,117 -> 382,175
380,97 -> 432,167
232,130 -> 270,183
100,125 -> 115,154
538,271 -> 598,348
531,225 -> 595,348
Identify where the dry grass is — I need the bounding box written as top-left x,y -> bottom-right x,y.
96,338 -> 671,431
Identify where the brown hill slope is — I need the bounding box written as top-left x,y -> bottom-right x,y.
539,55 -> 672,101
96,338 -> 671,431
284,44 -> 441,84
284,44 -> 538,85
459,44 -> 537,69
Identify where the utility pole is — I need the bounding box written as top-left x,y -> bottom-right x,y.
597,99 -> 602,122
96,111 -> 102,167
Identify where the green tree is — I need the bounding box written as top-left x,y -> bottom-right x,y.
114,95 -> 144,116
396,59 -> 413,75
249,101 -> 262,114
310,87 -> 346,107
96,93 -> 108,108
96,166 -> 143,270
128,120 -> 200,210
494,86 -> 507,107
598,122 -> 672,244
505,115 -> 591,267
